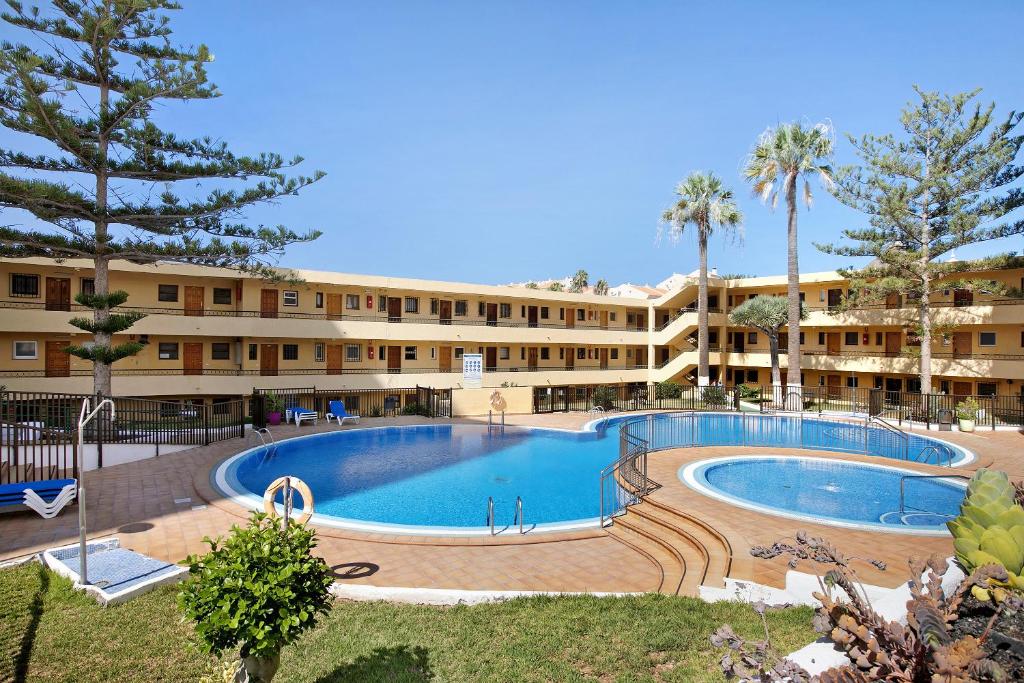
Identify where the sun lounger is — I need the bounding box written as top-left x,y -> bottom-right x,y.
291,406 -> 318,427
326,400 -> 360,425
0,478 -> 77,517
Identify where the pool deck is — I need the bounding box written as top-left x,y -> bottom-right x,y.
1,413 -> 1021,595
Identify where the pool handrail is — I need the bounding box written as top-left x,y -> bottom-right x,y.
514,495 -> 523,534
913,445 -> 952,468
866,415 -> 908,460
899,473 -> 970,515
486,496 -> 494,535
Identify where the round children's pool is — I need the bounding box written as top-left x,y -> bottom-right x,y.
681,455 -> 966,534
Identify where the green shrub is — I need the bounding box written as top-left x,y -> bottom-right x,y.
178,513 -> 333,661
956,397 -> 981,421
401,403 -> 431,416
368,405 -> 384,417
592,386 -> 618,410
736,384 -> 761,400
701,385 -> 729,407
264,392 -> 284,414
654,381 -> 683,399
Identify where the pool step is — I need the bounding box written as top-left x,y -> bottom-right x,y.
609,516 -> 687,595
605,523 -> 671,593
636,498 -> 733,588
621,507 -> 711,595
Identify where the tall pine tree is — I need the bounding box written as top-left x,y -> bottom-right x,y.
0,0 -> 323,395
818,88 -> 1024,391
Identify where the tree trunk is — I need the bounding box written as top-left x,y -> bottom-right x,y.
785,175 -> 802,409
768,332 -> 783,406
919,270 -> 932,392
94,74 -> 112,397
697,232 -> 710,386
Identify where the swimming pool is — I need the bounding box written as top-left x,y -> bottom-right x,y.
681,456 -> 967,535
213,412 -> 971,535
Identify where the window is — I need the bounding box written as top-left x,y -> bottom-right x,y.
157,284 -> 178,302
13,340 -> 37,360
455,300 -> 468,316
478,302 -> 486,316
345,294 -> 360,310
211,342 -> 231,360
747,332 -> 757,345
846,376 -> 859,388
576,308 -> 585,321
520,305 -> 526,317
559,308 -> 565,320
345,344 -> 361,362
10,273 -> 39,297
499,303 -> 512,318
158,342 -> 179,360
819,289 -> 825,302
978,382 -> 997,397
979,332 -> 996,347
430,347 -> 436,360
212,287 -> 231,305
430,298 -> 439,314
609,311 -> 616,322
81,278 -> 95,296
282,344 -> 299,360
520,347 -> 526,360
798,332 -> 805,345
576,348 -> 585,360
818,332 -> 826,345
611,348 -> 619,360
540,347 -> 550,360
248,343 -> 257,361
454,347 -> 464,359
314,343 -> 325,363
404,346 -> 417,360
283,291 -> 298,307
499,347 -> 510,360
540,306 -> 549,319
875,332 -> 883,346
709,330 -> 719,345
845,332 -> 859,346
315,292 -> 324,309
405,297 -> 419,313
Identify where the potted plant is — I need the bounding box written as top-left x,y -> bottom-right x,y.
956,397 -> 980,432
179,512 -> 333,683
264,392 -> 283,426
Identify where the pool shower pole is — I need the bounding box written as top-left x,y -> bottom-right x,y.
76,397 -> 115,586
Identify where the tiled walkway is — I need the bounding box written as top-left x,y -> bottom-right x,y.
1,413 -> 1020,594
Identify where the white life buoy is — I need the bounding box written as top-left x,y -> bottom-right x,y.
263,476 -> 314,525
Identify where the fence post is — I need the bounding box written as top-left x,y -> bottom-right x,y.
95,391 -> 104,470
732,387 -> 740,412
203,403 -> 210,446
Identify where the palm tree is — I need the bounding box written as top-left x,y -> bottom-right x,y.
569,269 -> 589,293
593,279 -> 609,295
744,122 -> 834,401
662,172 -> 743,386
729,296 -> 806,399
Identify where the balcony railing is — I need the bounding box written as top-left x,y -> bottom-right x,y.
0,300 -> 649,332
0,364 -> 650,379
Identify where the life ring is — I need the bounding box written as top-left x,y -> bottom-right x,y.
263,476 -> 314,525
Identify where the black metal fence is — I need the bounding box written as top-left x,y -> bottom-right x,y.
876,391 -> 1024,430
250,385 -> 452,427
533,384 -> 740,413
0,390 -> 246,482
0,421 -> 77,486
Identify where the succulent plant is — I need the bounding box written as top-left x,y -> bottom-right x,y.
947,468 -> 1024,600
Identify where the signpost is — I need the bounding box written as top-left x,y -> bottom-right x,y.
463,353 -> 483,389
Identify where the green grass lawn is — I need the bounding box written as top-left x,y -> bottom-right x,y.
1,562 -> 816,682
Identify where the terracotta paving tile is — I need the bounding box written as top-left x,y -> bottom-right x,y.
2,415 -> 1020,595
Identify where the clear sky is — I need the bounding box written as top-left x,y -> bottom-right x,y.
5,1 -> 1024,285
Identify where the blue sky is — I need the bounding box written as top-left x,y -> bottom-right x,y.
6,1 -> 1024,285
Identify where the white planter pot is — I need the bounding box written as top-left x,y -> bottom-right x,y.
958,419 -> 975,433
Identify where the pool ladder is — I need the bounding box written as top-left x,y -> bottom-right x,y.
253,427 -> 278,459
486,495 -> 524,535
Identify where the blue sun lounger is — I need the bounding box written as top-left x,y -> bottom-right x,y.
0,478 -> 77,518
326,400 -> 360,425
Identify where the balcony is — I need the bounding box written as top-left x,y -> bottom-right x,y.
0,300 -> 648,343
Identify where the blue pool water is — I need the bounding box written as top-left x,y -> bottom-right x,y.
684,457 -> 966,533
215,413 -> 970,533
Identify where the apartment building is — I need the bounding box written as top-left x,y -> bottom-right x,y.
0,257 -> 1021,401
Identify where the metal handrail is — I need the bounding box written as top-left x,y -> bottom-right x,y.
899,474 -> 970,514
514,496 -> 523,534
486,496 -> 495,536
867,416 -> 908,459
912,445 -> 952,468
253,427 -> 277,458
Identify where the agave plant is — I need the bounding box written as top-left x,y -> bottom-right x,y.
948,468 -> 1024,600
712,532 -> 1009,681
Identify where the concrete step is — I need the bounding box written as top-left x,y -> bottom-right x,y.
613,515 -> 687,595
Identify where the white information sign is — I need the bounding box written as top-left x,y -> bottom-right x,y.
463,353 -> 483,388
